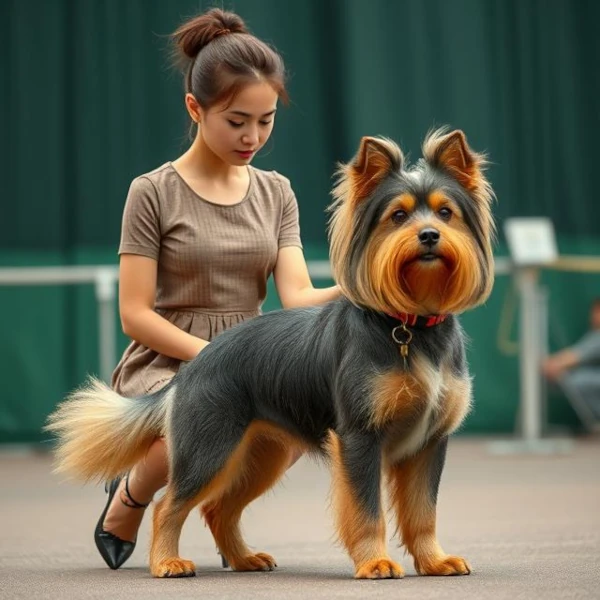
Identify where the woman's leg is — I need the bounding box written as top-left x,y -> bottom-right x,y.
102,437 -> 168,541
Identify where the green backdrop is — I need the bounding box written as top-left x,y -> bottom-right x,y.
1,0 -> 599,442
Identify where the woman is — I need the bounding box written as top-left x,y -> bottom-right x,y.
95,7 -> 340,569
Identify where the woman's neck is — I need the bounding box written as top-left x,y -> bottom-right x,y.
175,134 -> 245,183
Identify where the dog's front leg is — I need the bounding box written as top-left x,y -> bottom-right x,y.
328,430 -> 404,579
387,436 -> 471,576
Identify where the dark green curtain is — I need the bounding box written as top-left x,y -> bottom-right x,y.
1,0 -> 599,441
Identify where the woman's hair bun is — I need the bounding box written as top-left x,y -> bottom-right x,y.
172,8 -> 248,60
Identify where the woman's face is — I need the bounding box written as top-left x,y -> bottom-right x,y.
192,81 -> 278,166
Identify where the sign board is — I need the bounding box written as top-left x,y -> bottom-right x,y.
504,217 -> 558,266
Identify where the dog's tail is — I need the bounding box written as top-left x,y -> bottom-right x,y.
45,376 -> 172,483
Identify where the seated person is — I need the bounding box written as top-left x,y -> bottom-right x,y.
542,298 -> 600,422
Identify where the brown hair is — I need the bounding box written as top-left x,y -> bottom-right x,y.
171,8 -> 288,111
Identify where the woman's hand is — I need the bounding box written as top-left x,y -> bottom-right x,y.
273,246 -> 341,308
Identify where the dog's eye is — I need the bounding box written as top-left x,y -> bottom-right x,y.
438,207 -> 452,221
391,210 -> 408,224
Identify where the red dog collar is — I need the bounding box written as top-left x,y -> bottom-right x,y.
388,312 -> 448,328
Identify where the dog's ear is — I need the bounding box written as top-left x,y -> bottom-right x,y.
422,129 -> 487,194
349,137 -> 404,200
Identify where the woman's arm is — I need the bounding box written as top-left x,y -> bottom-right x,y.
273,246 -> 341,308
119,254 -> 209,361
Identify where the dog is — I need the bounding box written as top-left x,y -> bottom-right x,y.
47,127 -> 495,580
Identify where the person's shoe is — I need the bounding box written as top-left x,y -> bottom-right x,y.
94,475 -> 149,569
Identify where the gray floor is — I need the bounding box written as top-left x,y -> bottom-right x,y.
1,437 -> 599,600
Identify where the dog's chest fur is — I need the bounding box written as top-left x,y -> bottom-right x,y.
371,351 -> 471,463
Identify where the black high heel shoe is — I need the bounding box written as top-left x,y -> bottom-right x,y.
94,475 -> 149,570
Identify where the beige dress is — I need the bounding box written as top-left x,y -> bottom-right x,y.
111,162 -> 302,397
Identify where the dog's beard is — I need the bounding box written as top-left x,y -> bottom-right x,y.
356,228 -> 488,315
399,234 -> 487,314
401,258 -> 453,315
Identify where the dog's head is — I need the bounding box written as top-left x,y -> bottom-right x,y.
329,128 -> 495,316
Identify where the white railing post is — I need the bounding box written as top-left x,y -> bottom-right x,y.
518,267 -> 542,442
94,269 -> 117,384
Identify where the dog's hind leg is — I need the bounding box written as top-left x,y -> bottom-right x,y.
387,436 -> 471,576
150,490 -> 197,578
201,422 -> 303,571
149,441 -> 250,578
328,430 -> 404,579
149,416 -> 250,578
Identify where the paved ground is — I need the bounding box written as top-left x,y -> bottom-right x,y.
1,437 -> 599,600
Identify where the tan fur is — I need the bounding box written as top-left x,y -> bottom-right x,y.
370,367 -> 429,429
401,220 -> 486,314
326,431 -> 404,579
355,558 -> 405,580
378,356 -> 471,465
387,441 -> 471,576
150,420 -> 306,578
202,435 -> 295,571
379,193 -> 417,220
44,377 -> 170,482
427,190 -> 454,213
354,224 -> 410,314
150,490 -> 196,577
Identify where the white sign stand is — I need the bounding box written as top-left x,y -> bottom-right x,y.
488,218 -> 573,455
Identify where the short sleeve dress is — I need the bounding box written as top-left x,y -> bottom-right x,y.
111,162 -> 302,397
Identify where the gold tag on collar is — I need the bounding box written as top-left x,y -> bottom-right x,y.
392,323 -> 413,368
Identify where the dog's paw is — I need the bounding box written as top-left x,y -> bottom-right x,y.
416,554 -> 471,576
151,557 -> 196,578
230,551 -> 277,572
355,558 -> 405,579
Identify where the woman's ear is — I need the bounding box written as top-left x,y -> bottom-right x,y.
184,93 -> 203,124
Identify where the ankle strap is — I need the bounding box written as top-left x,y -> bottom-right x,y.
120,475 -> 150,509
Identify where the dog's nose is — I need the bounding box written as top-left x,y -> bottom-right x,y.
418,228 -> 440,247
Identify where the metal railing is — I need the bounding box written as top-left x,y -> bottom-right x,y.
4,256 -> 583,453
0,265 -> 119,384
0,261 -> 336,384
